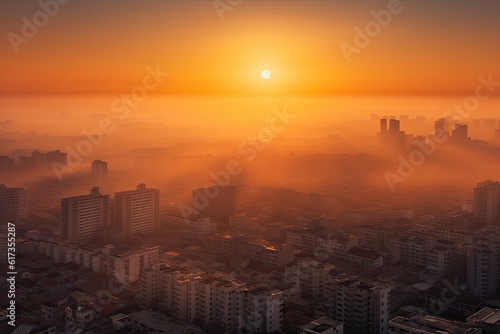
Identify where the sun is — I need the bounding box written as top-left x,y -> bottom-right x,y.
260,69 -> 272,80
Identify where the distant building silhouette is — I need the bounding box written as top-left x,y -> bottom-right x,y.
0,184 -> 28,223
60,187 -> 110,240
495,128 -> 500,140
435,117 -> 452,136
380,118 -> 407,150
19,150 -> 66,171
92,159 -> 108,179
474,180 -> 500,225
451,123 -> 468,143
0,156 -> 16,175
114,183 -> 160,236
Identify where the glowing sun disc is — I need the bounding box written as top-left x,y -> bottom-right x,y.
260,69 -> 272,80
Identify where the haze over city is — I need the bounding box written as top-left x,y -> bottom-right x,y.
1,1 -> 500,334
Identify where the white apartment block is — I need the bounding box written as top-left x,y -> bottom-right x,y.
474,180 -> 500,225
394,235 -> 435,266
426,246 -> 452,276
284,259 -> 336,299
162,213 -> 216,236
38,239 -> 159,284
467,242 -> 500,297
60,187 -> 110,241
114,183 -> 160,236
139,265 -> 283,334
324,276 -> 390,334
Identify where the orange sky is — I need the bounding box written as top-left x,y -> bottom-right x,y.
1,0 -> 499,95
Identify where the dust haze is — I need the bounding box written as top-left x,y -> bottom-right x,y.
1,94 -> 500,220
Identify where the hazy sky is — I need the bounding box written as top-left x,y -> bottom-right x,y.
1,0 -> 499,95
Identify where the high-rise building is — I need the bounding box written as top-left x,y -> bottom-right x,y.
91,159 -> 108,179
380,118 -> 388,136
380,118 -> 407,150
435,117 -> 451,136
451,123 -> 468,143
467,243 -> 500,297
140,268 -> 284,334
114,183 -> 160,236
0,184 -> 28,223
474,180 -> 500,225
192,185 -> 236,223
60,187 -> 110,240
324,277 -> 390,334
389,119 -> 400,132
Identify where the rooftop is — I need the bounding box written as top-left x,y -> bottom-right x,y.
346,246 -> 382,260
123,310 -> 203,334
468,307 -> 500,326
389,313 -> 481,334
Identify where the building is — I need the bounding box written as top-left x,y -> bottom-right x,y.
389,311 -> 481,333
467,242 -> 500,297
111,310 -> 204,334
229,214 -> 265,235
324,277 -> 390,334
161,213 -> 216,236
0,156 -> 16,175
38,239 -> 159,284
102,244 -> 159,284
114,183 -> 160,237
91,159 -> 108,179
380,118 -> 407,150
435,117 -> 452,136
358,225 -> 392,249
19,149 -> 67,171
261,243 -> 295,267
192,185 -> 236,223
474,180 -> 500,225
426,246 -> 452,277
319,234 -> 358,259
345,246 -> 384,270
467,307 -> 500,333
60,187 -> 110,240
238,286 -> 284,333
140,268 -> 284,334
394,235 -> 434,266
301,317 -> 344,334
284,259 -> 336,299
451,123 -> 468,143
0,184 -> 28,223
